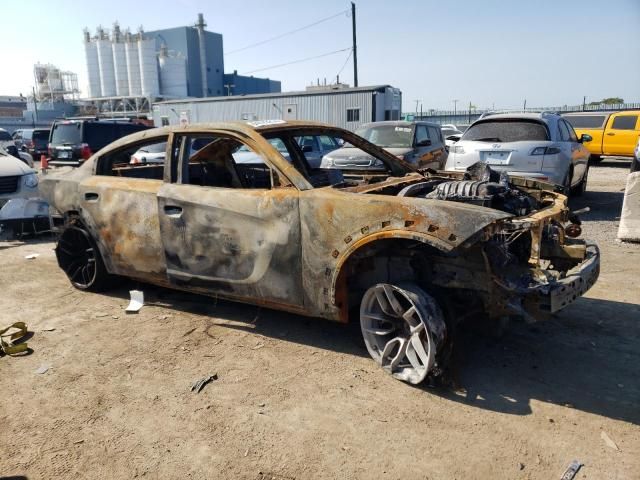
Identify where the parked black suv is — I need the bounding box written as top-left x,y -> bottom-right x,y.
48,119 -> 150,166
28,128 -> 51,159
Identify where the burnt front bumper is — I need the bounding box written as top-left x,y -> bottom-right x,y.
528,243 -> 600,315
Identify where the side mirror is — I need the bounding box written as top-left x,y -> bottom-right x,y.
416,139 -> 432,147
580,134 -> 592,143
302,145 -> 313,153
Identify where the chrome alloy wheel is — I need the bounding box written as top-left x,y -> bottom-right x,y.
360,283 -> 446,384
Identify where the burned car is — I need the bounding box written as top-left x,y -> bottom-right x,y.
40,120 -> 599,385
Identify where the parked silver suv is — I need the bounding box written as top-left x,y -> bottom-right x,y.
445,113 -> 591,195
320,121 -> 447,171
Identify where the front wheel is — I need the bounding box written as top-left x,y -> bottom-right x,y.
360,283 -> 447,384
56,225 -> 115,292
589,154 -> 602,164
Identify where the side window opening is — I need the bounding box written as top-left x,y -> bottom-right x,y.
179,134 -> 281,190
415,125 -> 430,145
557,121 -> 570,141
428,126 -> 442,144
611,115 -> 638,130
97,136 -> 168,179
266,132 -> 345,188
563,120 -> 578,142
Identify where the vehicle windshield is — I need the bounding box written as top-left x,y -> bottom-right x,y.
355,124 -> 414,148
51,123 -> 82,145
564,115 -> 607,129
462,120 -> 549,142
0,130 -> 12,141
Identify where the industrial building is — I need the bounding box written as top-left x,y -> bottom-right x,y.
152,85 -> 402,131
82,13 -> 281,116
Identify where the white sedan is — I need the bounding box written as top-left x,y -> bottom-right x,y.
445,112 -> 591,195
130,142 -> 167,164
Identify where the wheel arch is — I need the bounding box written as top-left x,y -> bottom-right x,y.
330,231 -> 452,323
59,210 -> 115,274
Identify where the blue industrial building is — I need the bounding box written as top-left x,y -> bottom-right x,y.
223,71 -> 281,96
145,14 -> 280,98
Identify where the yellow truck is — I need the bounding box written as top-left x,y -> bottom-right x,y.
563,110 -> 640,162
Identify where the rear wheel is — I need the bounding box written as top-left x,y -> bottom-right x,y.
360,282 -> 447,384
56,225 -> 115,291
562,167 -> 573,196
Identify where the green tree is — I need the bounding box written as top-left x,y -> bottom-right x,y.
589,97 -> 624,105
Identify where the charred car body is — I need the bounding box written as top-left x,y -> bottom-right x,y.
40,120 -> 599,385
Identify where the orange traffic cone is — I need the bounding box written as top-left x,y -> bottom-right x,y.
40,154 -> 48,171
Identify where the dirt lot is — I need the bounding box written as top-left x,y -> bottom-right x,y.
1,160 -> 639,479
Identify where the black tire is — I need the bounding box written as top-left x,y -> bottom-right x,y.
56,225 -> 115,292
589,154 -> 602,164
562,167 -> 573,197
572,165 -> 589,197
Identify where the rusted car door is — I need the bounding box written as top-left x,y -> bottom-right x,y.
156,133 -> 304,308
77,136 -> 169,282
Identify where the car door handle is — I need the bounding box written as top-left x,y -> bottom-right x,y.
606,132 -> 615,136
84,192 -> 99,201
163,205 -> 183,216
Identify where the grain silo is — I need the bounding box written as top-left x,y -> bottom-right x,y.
95,27 -> 116,96
125,30 -> 141,96
83,29 -> 101,97
138,28 -> 159,97
111,23 -> 129,96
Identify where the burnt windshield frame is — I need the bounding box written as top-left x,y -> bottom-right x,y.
261,127 -> 413,178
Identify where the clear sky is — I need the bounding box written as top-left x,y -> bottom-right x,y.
1,0 -> 638,111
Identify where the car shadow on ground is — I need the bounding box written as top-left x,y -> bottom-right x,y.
121,284 -> 369,358
428,297 -> 640,425
112,284 -> 640,425
569,190 -> 624,222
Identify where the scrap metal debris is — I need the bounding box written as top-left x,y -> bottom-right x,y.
125,290 -> 144,313
190,374 -> 218,393
600,430 -> 620,451
560,460 -> 583,480
0,322 -> 30,356
24,253 -> 40,259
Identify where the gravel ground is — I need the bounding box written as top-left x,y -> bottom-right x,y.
0,160 -> 638,479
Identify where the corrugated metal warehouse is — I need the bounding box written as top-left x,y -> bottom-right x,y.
151,85 -> 402,131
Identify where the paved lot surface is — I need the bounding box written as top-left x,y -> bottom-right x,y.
1,160 -> 639,479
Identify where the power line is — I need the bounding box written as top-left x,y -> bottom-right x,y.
336,48 -> 353,79
242,47 -> 352,75
225,9 -> 349,56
